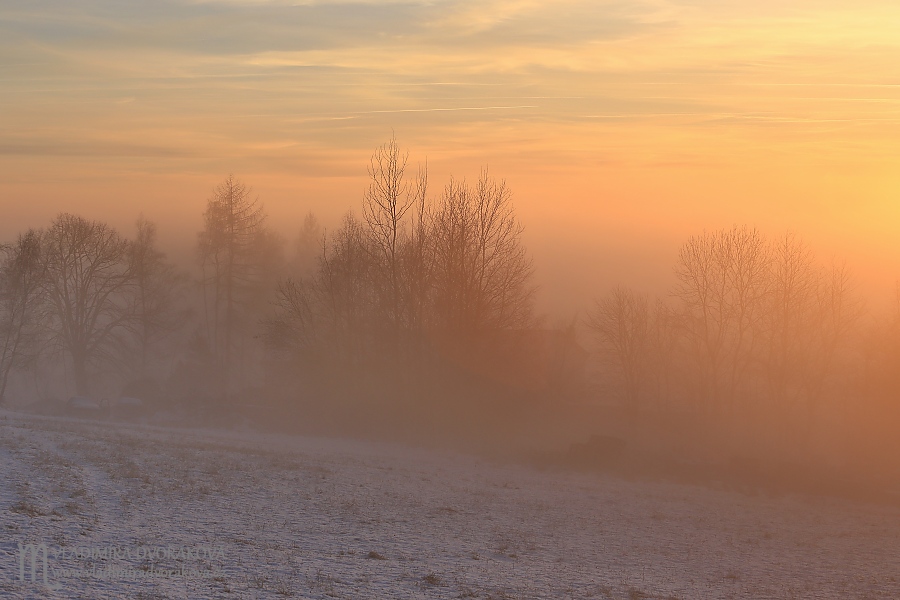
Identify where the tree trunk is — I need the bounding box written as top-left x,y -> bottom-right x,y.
72,352 -> 89,396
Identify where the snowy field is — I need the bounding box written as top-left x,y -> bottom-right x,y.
1,410 -> 899,600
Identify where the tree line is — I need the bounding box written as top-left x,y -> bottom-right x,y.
588,226 -> 900,468
0,138 -> 537,415
0,215 -> 186,401
263,139 -> 536,398
2,138 -> 899,470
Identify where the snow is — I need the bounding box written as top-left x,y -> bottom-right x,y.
65,397 -> 100,411
1,409 -> 898,599
116,398 -> 143,408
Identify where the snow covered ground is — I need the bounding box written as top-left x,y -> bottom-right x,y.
1,410 -> 899,599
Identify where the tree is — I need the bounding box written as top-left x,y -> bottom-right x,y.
41,214 -> 134,395
319,212 -> 377,366
760,233 -> 818,415
362,136 -> 415,334
430,170 -> 535,340
265,152 -> 535,410
197,175 -> 267,393
404,161 -> 431,327
799,261 -> 861,426
673,225 -> 769,415
291,211 -> 322,278
128,215 -> 187,376
361,136 -> 431,356
0,230 -> 46,404
266,277 -> 318,360
267,212 -> 374,372
646,298 -> 681,411
587,287 -> 649,417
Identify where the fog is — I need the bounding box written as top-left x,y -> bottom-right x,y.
5,140 -> 900,598
5,1 -> 900,593
1,136 -> 899,486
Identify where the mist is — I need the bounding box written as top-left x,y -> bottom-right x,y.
5,1 -> 900,598
4,135 -> 900,486
4,137 -> 900,597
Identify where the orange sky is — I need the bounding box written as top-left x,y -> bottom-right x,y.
2,0 -> 900,315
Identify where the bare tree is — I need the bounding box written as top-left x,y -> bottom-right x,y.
266,277 -> 318,360
400,161 -> 432,354
760,233 -> 818,415
318,212 -> 377,366
587,287 -> 649,417
197,175 -> 267,393
799,261 -> 862,427
291,211 -> 322,278
128,215 -> 187,376
266,157 -> 534,410
266,212 -> 374,374
430,170 -> 535,339
674,225 -> 769,415
41,214 -> 134,395
674,229 -> 728,414
362,136 -> 422,346
0,230 -> 46,404
646,298 -> 681,411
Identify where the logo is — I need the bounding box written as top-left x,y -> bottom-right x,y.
14,540 -> 227,589
17,542 -> 62,590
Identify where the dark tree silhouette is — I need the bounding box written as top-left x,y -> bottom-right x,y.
128,215 -> 187,376
587,286 -> 650,417
291,211 -> 322,277
363,136 -> 415,336
430,170 -> 535,339
673,225 -> 768,415
41,214 -> 134,395
0,230 -> 46,404
197,175 -> 267,394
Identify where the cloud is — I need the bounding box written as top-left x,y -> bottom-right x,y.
0,138 -> 192,158
1,0 -> 660,61
3,0 -> 900,178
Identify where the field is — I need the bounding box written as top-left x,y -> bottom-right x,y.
1,410 -> 898,599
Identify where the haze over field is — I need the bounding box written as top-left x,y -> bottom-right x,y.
3,3 -> 900,598
3,413 -> 899,599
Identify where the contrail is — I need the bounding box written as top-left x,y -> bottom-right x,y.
353,105 -> 537,114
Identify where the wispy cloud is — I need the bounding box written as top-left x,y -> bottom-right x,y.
2,0 -> 900,172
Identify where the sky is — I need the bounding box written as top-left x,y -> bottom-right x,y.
2,0 -> 900,315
